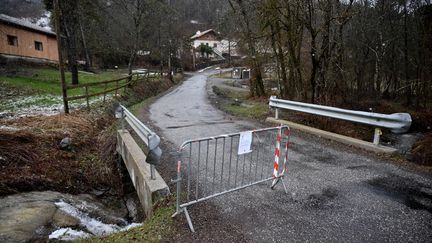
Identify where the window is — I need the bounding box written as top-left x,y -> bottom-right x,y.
7,35 -> 18,46
34,41 -> 43,51
213,43 -> 217,48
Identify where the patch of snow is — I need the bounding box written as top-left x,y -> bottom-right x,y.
21,11 -> 52,31
0,94 -> 114,120
49,228 -> 91,241
36,12 -> 52,30
0,125 -> 19,131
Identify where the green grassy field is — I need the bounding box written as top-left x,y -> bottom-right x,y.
212,85 -> 270,120
0,67 -> 128,113
0,67 -> 124,96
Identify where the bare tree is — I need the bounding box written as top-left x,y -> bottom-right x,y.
229,0 -> 266,97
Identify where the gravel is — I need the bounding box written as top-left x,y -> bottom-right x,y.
147,68 -> 432,242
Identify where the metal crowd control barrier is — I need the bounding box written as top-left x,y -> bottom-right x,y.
115,104 -> 162,179
172,126 -> 291,232
269,96 -> 412,145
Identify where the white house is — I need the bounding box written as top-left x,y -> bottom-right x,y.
190,29 -> 240,59
191,29 -> 219,49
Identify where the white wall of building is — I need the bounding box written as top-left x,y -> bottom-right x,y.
192,39 -> 221,51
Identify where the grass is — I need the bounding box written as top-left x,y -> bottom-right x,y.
0,66 -> 129,113
81,204 -> 177,242
224,102 -> 269,120
210,71 -> 232,79
129,97 -> 157,116
212,85 -> 248,99
0,66 -> 124,96
212,85 -> 269,120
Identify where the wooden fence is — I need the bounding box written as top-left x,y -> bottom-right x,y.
64,72 -> 149,110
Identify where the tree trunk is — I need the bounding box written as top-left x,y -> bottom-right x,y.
158,19 -> 163,76
309,32 -> 318,103
404,0 -> 411,105
269,24 -> 281,95
233,0 -> 266,97
275,22 -> 289,98
60,1 -> 79,85
228,39 -> 232,66
78,15 -> 91,72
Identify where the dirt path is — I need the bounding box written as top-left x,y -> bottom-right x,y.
147,68 -> 432,242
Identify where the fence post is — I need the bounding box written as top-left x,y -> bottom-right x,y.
103,82 -> 107,102
85,86 -> 90,109
115,80 -> 119,97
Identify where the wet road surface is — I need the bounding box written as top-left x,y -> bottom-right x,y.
149,68 -> 432,242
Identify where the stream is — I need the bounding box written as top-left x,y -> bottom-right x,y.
0,191 -> 143,242
0,87 -> 142,242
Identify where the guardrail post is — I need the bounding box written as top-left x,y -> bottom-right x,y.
373,127 -> 382,145
121,108 -> 125,132
275,108 -> 279,120
150,164 -> 155,180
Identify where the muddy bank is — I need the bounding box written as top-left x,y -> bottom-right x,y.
0,75 -> 180,241
0,109 -> 123,196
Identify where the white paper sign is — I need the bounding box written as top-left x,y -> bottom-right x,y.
238,131 -> 253,155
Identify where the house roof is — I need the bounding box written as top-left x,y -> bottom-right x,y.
190,29 -> 218,40
0,14 -> 56,36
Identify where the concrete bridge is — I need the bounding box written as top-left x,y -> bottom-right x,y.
115,106 -> 169,217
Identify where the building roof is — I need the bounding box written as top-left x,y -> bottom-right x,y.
0,14 -> 56,36
190,29 -> 218,40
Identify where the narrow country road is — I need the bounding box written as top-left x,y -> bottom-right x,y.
149,68 -> 432,242
150,70 -> 256,144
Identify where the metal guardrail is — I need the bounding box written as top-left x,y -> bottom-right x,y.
269,96 -> 412,145
172,126 -> 291,232
115,104 -> 162,179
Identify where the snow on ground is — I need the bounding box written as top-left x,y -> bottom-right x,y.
0,94 -> 114,119
21,11 -> 52,31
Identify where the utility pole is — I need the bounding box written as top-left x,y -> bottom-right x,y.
54,0 -> 69,114
167,0 -> 173,83
168,39 -> 173,82
192,48 -> 196,70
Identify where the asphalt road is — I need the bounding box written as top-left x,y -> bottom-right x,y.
149,68 -> 432,242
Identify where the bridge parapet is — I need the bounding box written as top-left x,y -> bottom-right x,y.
117,130 -> 169,217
